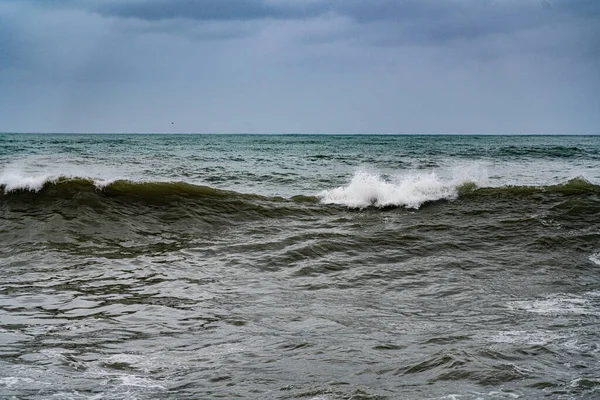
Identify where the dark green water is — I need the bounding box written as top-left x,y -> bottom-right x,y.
1,134 -> 599,399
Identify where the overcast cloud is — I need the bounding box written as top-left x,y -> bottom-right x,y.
0,0 -> 598,133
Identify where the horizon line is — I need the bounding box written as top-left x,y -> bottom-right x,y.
1,132 -> 599,136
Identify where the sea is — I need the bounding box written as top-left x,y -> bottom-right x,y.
0,133 -> 599,399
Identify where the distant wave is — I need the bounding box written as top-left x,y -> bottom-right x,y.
497,145 -> 598,159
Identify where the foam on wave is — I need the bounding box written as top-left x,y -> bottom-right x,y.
0,170 -> 52,192
2,167 -> 598,208
0,170 -> 113,193
317,169 -> 478,209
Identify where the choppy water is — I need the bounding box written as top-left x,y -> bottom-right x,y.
1,134 -> 599,399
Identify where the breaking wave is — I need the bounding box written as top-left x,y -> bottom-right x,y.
317,170 -> 471,209
1,169 -> 598,210
317,170 -> 599,209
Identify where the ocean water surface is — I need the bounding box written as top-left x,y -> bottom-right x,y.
0,134 -> 599,399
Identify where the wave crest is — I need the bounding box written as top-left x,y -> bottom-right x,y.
0,176 -> 254,202
317,171 -> 600,209
1,170 -> 598,210
317,170 -> 473,209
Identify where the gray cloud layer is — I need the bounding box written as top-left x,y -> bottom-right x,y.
1,0 -> 598,133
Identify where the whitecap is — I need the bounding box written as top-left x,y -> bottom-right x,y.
118,375 -> 166,390
508,294 -> 597,316
0,376 -> 48,388
0,169 -> 53,192
318,169 -> 476,209
93,178 -> 117,189
487,330 -> 565,345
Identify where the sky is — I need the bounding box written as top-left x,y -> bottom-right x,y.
0,0 -> 598,134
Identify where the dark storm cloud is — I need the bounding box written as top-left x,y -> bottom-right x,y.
331,0 -> 600,49
95,0 -> 325,21
13,0 -> 327,22
8,0 -> 600,48
91,0 -> 448,26
91,0 -> 600,41
41,0 -> 598,62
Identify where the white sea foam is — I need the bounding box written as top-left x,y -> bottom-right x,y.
0,377 -> 36,387
0,168 -> 120,193
487,330 -> 565,346
426,392 -> 519,400
589,253 -> 600,266
83,364 -> 167,391
318,169 -> 479,209
118,375 -> 166,389
0,169 -> 53,192
0,158 -> 128,193
508,294 -> 598,316
47,393 -> 104,400
93,178 -> 117,189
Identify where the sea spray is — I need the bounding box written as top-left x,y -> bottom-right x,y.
0,158 -> 126,193
318,169 -> 479,208
0,170 -> 116,194
0,168 -> 53,192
